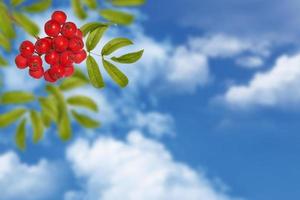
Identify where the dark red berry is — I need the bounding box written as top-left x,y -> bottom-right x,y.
53,36 -> 69,52
44,37 -> 53,44
60,51 -> 74,65
28,55 -> 42,71
73,50 -> 87,63
69,38 -> 84,52
35,38 -> 51,54
19,41 -> 35,58
63,65 -> 74,77
44,70 -> 57,83
74,29 -> 83,38
61,22 -> 77,38
15,54 -> 28,69
29,67 -> 44,79
44,20 -> 60,37
51,11 -> 67,25
50,64 -> 65,79
45,50 -> 59,65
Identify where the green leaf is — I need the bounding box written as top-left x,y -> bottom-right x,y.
83,0 -> 97,9
0,108 -> 27,128
67,95 -> 98,112
71,110 -> 100,128
111,49 -> 144,63
46,85 -> 72,141
71,0 -> 87,19
30,110 -> 44,143
86,55 -> 105,88
60,77 -> 89,91
110,0 -> 145,6
102,58 -> 128,88
22,0 -> 52,13
80,22 -> 108,37
0,55 -> 8,67
10,0 -> 25,6
0,2 -> 16,39
101,38 -> 133,56
38,97 -> 58,126
15,118 -> 26,151
99,9 -> 134,25
12,12 -> 39,36
0,32 -> 11,52
0,91 -> 35,104
86,26 -> 108,51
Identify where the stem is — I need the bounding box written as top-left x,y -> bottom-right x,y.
89,52 -> 102,57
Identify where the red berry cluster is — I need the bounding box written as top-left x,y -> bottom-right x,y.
15,11 -> 87,83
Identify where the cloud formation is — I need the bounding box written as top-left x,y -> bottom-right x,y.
0,152 -> 64,200
224,53 -> 300,108
66,131 -> 241,200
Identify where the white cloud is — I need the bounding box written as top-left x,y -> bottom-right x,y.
188,34 -> 269,58
131,111 -> 175,137
0,151 -> 64,200
235,56 -> 264,69
224,53 -> 300,108
66,131 -> 242,200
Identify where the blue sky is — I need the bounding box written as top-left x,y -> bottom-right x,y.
1,0 -> 300,200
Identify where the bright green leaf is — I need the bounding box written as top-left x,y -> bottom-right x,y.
10,0 -> 25,6
30,110 -> 44,143
0,108 -> 27,128
12,12 -> 39,36
110,0 -> 145,6
46,85 -> 72,141
0,2 -> 16,39
15,118 -> 26,151
71,110 -> 100,128
0,32 -> 11,52
60,77 -> 89,91
0,91 -> 35,104
100,9 -> 134,25
111,49 -> 144,63
83,0 -> 97,9
80,22 -> 108,37
0,55 -> 8,67
67,95 -> 98,112
71,0 -> 87,19
22,0 -> 52,13
86,26 -> 108,51
102,58 -> 128,88
101,37 -> 133,56
86,55 -> 105,88
38,97 -> 57,127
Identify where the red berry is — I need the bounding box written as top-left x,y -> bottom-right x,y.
50,64 -> 65,79
69,38 -> 84,52
53,36 -> 69,52
51,11 -> 67,25
63,65 -> 74,77
44,70 -> 57,83
74,29 -> 83,38
29,67 -> 44,79
28,55 -> 42,71
44,20 -> 60,37
61,22 -> 77,38
73,50 -> 87,63
19,41 -> 35,58
45,50 -> 59,65
44,37 -> 53,44
60,51 -> 74,65
15,54 -> 28,69
35,38 -> 51,54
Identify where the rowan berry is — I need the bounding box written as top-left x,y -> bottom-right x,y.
19,41 -> 35,58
